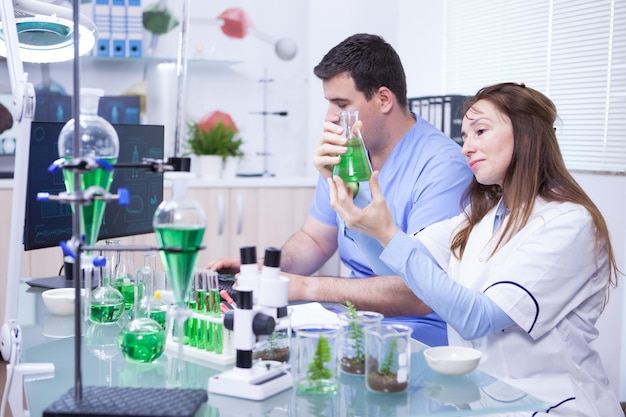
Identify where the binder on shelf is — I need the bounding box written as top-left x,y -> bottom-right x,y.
443,95 -> 468,146
409,94 -> 469,146
429,96 -> 444,132
420,97 -> 431,124
111,0 -> 127,57
409,97 -> 422,118
126,0 -> 143,58
93,0 -> 112,57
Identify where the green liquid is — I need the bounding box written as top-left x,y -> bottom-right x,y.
154,225 -> 205,303
296,380 -> 339,395
205,290 -> 222,353
90,302 -> 124,323
333,137 -> 372,183
195,291 -> 206,349
62,156 -> 117,246
112,280 -> 143,310
211,321 -> 223,354
118,320 -> 166,363
186,300 -> 197,346
149,309 -> 166,330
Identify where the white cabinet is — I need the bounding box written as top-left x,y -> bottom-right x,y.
187,185 -> 315,268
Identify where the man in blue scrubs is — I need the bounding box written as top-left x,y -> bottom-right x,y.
208,34 -> 472,347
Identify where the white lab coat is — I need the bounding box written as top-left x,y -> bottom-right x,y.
416,198 -> 622,417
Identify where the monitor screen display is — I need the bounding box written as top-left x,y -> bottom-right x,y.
23,122 -> 165,251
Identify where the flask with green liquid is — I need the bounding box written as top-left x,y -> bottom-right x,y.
117,267 -> 166,363
89,256 -> 124,323
57,88 -> 119,246
332,110 -> 372,196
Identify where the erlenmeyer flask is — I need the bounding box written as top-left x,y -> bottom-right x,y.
332,110 -> 372,185
89,256 -> 124,323
58,88 -> 119,246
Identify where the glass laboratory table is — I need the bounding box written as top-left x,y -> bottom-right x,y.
17,283 -> 546,417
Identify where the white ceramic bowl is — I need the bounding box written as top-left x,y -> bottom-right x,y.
41,288 -> 86,316
423,346 -> 482,376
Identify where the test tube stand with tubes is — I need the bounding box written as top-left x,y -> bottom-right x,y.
162,270 -> 236,365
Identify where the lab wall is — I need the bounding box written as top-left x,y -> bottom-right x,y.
1,0 -> 624,400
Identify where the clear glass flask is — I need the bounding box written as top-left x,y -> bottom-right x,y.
58,88 -> 120,246
89,256 -> 125,323
117,267 -> 166,363
332,110 -> 372,193
111,248 -> 140,311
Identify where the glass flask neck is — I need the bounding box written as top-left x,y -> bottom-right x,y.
80,87 -> 104,116
340,110 -> 360,139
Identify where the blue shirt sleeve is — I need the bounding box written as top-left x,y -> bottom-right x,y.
380,231 -> 515,340
308,174 -> 337,227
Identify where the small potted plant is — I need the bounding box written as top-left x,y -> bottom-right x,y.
365,324 -> 411,394
305,335 -> 334,391
295,325 -> 340,395
186,110 -> 244,179
339,301 -> 383,375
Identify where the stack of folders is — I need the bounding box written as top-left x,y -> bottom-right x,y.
409,95 -> 468,146
91,0 -> 143,58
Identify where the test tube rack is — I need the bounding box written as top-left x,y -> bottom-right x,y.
164,308 -> 236,366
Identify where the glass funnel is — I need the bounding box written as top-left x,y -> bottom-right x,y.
58,88 -> 120,246
332,110 -> 372,188
153,171 -> 207,371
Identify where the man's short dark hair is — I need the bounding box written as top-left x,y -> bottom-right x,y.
313,33 -> 408,108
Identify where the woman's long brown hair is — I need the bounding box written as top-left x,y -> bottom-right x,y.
450,83 -> 619,304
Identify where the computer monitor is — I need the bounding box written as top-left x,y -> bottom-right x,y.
24,121 -> 164,289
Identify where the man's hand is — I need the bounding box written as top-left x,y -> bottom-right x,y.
313,121 -> 347,178
204,257 -> 241,275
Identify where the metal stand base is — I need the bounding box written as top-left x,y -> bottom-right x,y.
208,362 -> 292,401
43,386 -> 207,417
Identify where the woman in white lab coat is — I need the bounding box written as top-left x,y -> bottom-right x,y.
328,82 -> 622,417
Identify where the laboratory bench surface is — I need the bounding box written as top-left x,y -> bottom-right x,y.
0,176 -> 319,190
15,283 -> 547,417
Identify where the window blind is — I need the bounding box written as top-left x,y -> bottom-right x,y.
445,0 -> 626,172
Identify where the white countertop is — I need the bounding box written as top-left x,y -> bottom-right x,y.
0,176 -> 319,190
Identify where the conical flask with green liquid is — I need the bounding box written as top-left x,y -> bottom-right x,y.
332,110 -> 372,196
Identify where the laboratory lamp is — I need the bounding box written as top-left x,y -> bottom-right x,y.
0,0 -> 96,63
0,1 -> 96,416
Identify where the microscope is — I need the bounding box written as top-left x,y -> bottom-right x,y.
208,246 -> 293,400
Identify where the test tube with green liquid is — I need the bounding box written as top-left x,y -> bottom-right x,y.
194,270 -> 206,350
207,270 -> 223,354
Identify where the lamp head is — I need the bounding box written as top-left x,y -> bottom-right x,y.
0,0 -> 96,63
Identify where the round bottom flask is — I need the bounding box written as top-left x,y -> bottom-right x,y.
117,267 -> 166,363
90,257 -> 125,323
117,317 -> 166,363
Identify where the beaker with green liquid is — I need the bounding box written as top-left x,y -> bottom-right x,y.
332,110 -> 372,195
